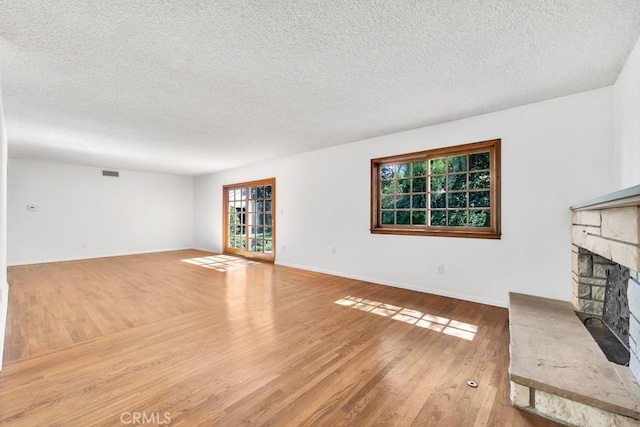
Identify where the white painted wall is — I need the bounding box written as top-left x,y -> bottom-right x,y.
8,160 -> 193,265
194,87 -> 614,307
0,85 -> 8,370
614,35 -> 640,189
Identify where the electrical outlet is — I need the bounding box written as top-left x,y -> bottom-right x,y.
27,205 -> 39,211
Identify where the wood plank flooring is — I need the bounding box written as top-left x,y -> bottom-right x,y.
1,250 -> 560,426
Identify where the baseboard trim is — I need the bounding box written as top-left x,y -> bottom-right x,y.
275,261 -> 505,308
7,247 -> 195,266
7,248 -> 506,308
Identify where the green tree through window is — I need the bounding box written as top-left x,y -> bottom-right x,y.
371,139 -> 500,239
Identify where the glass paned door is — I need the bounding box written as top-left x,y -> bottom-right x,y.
227,187 -> 247,251
248,184 -> 273,254
223,178 -> 275,261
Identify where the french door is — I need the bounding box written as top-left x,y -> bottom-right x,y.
223,178 -> 275,261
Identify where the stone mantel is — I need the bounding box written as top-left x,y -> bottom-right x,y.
570,186 -> 640,273
571,184 -> 640,211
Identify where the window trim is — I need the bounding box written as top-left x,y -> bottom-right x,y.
223,177 -> 276,261
370,139 -> 501,239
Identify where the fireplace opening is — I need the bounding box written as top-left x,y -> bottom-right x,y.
579,316 -> 630,365
577,262 -> 630,366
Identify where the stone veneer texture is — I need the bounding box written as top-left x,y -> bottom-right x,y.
572,245 -> 617,316
510,382 -> 640,426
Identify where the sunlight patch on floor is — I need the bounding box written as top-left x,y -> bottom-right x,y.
334,295 -> 477,341
181,255 -> 257,272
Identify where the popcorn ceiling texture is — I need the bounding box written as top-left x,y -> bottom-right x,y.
1,1 -> 640,175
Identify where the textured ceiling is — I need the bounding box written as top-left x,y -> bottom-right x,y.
1,1 -> 640,176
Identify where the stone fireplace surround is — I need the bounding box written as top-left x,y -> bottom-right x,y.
571,194 -> 640,380
572,246 -> 630,365
509,184 -> 640,426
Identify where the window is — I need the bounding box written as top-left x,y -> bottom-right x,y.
223,178 -> 275,261
371,139 -> 500,239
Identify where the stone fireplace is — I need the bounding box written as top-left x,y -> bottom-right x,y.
571,195 -> 640,382
508,185 -> 640,427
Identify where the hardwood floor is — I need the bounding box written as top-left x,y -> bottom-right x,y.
1,250 -> 560,426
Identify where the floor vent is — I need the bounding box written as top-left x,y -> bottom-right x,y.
102,170 -> 120,177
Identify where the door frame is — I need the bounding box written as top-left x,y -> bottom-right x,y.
222,178 -> 276,262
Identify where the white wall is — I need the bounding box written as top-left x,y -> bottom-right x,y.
0,85 -> 8,370
8,160 -> 194,265
614,35 -> 640,189
194,87 -> 614,307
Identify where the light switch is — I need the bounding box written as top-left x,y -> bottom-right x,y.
27,205 -> 39,211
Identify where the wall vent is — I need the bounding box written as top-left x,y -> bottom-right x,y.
102,170 -> 120,177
